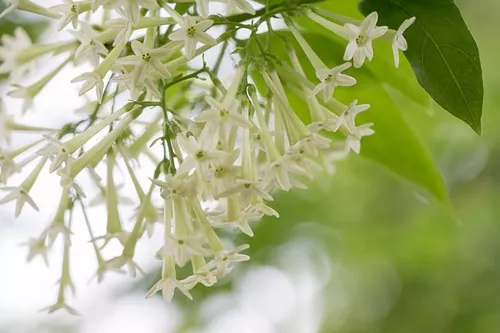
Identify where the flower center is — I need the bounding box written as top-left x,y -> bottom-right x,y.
196,151 -> 204,159
219,109 -> 228,117
356,34 -> 368,46
324,74 -> 333,82
142,53 -> 151,62
215,167 -> 224,177
187,26 -> 196,37
178,239 -> 185,245
244,183 -> 251,189
70,5 -> 78,14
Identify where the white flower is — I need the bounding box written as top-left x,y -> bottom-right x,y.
0,186 -> 39,218
7,85 -> 35,114
391,17 -> 416,68
289,132 -> 332,157
195,96 -> 251,129
157,233 -> 209,267
117,0 -> 158,25
0,151 -> 20,184
195,0 -> 211,17
177,130 -> 227,175
169,16 -> 217,60
69,22 -> 109,66
285,149 -> 323,177
104,255 -> 146,278
213,212 -> 254,237
23,237 -> 49,266
219,179 -> 273,206
0,27 -> 33,83
210,149 -> 241,198
181,272 -> 217,288
116,40 -> 173,84
264,157 -> 307,191
71,72 -> 104,102
310,63 -> 356,101
345,123 -> 375,154
343,12 -> 388,68
323,149 -> 348,175
0,100 -> 13,145
151,172 -> 198,199
244,201 -> 279,219
198,244 -> 250,279
41,301 -> 80,316
37,135 -> 74,174
50,0 -> 85,31
106,15 -> 133,46
334,100 -> 371,133
145,276 -> 194,302
226,0 -> 255,15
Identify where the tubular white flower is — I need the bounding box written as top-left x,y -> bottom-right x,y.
305,9 -> 348,39
0,27 -> 33,84
343,12 -> 388,68
226,0 -> 255,15
71,41 -> 126,102
116,40 -> 179,83
310,63 -> 357,102
0,156 -> 47,218
176,127 -> 227,176
334,99 -> 371,133
146,275 -> 194,302
106,15 -> 133,46
198,244 -> 250,279
345,123 -> 375,154
287,21 -> 327,72
169,16 -> 217,60
23,237 -> 49,266
40,186 -> 72,246
38,103 -> 131,174
50,0 -> 92,31
0,0 -> 60,20
69,22 -> 109,66
387,17 -> 416,68
66,106 -> 141,181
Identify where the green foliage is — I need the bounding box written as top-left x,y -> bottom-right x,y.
359,0 -> 484,133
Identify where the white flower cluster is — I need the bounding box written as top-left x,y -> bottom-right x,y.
0,0 -> 415,312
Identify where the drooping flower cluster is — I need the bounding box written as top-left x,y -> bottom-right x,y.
0,0 -> 415,313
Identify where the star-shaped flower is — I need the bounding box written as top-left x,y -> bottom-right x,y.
169,16 -> 217,60
70,71 -> 104,102
195,96 -> 251,129
310,63 -> 356,101
116,40 -> 174,84
50,0 -> 85,31
69,22 -> 109,66
145,276 -> 194,302
343,12 -> 388,68
0,185 -> 39,218
391,17 -> 416,68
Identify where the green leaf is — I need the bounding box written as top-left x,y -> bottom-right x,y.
245,32 -> 448,203
359,0 -> 484,134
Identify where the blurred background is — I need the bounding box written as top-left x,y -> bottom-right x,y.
1,0 -> 499,332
